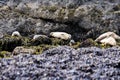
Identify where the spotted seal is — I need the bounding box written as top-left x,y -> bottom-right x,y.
50,32 -> 71,40
12,31 -> 21,37
95,32 -> 120,45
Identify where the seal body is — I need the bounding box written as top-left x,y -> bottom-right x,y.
12,31 -> 21,37
33,35 -> 48,40
100,37 -> 116,46
95,32 -> 120,42
95,32 -> 120,46
50,32 -> 71,40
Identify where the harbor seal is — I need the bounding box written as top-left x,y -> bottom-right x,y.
95,32 -> 120,45
12,31 -> 21,37
95,32 -> 120,42
50,32 -> 71,40
33,35 -> 48,40
100,36 -> 116,46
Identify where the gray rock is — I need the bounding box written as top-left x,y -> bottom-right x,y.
31,34 -> 52,45
0,32 -> 4,39
0,46 -> 120,79
0,0 -> 119,41
12,46 -> 35,55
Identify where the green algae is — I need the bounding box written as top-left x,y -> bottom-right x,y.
0,51 -> 11,58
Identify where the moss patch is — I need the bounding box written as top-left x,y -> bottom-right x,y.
79,38 -> 98,47
30,45 -> 56,54
51,38 -> 70,45
70,41 -> 81,49
0,51 -> 11,58
31,37 -> 52,46
0,36 -> 22,52
21,37 -> 32,46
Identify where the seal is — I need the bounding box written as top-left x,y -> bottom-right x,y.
50,32 -> 71,40
95,32 -> 120,45
95,32 -> 120,42
100,36 -> 116,46
11,31 -> 21,37
33,35 -> 48,40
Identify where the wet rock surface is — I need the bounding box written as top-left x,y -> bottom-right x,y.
0,46 -> 120,79
0,0 -> 120,79
0,0 -> 120,41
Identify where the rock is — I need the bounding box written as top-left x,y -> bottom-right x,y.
80,38 -> 98,47
15,2 -> 28,12
50,32 -> 71,40
26,2 -> 39,10
0,36 -> 22,52
0,51 -> 11,58
69,39 -> 75,46
12,46 -> 35,55
0,5 -> 10,10
0,46 -> 120,79
0,32 -> 4,39
32,34 -> 52,46
51,38 -> 70,45
0,0 -> 120,41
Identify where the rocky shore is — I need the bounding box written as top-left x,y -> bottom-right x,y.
0,0 -> 120,79
0,46 -> 120,79
0,0 -> 120,40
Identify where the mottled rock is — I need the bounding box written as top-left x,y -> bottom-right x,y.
32,34 -> 52,46
0,36 -> 22,52
0,32 -> 4,39
12,46 -> 35,55
0,0 -> 120,41
0,51 -> 11,58
0,46 -> 120,79
80,38 -> 98,47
